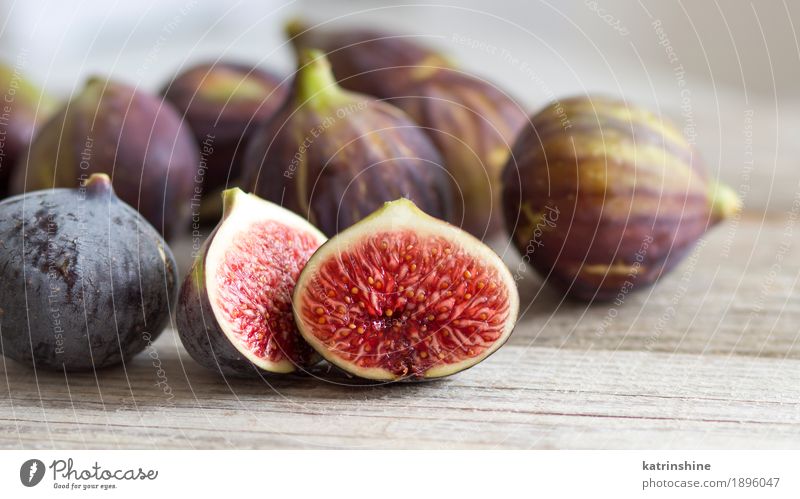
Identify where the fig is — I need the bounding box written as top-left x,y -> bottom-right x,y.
293,198 -> 519,381
389,72 -> 528,238
502,95 -> 742,301
0,174 -> 178,371
12,77 -> 198,240
285,19 -> 453,99
176,188 -> 326,377
0,63 -> 57,198
160,62 -> 288,221
242,50 -> 452,236
287,20 -> 527,238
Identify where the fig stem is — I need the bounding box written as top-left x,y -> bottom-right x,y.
84,173 -> 114,198
709,181 -> 741,222
285,18 -> 308,41
294,49 -> 343,109
221,187 -> 244,217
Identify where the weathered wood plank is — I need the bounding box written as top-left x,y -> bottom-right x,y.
2,217 -> 799,449
1,342 -> 799,449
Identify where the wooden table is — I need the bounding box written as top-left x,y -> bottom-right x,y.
2,211 -> 799,449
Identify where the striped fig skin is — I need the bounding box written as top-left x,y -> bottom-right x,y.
242,51 -> 452,236
501,96 -> 740,301
390,70 -> 527,238
287,21 -> 526,238
161,62 -> 288,195
12,78 -> 198,240
286,20 -> 452,100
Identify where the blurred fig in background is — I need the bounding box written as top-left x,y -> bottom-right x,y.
287,20 -> 527,238
161,62 -> 288,223
285,19 -> 453,99
12,77 -> 198,240
242,50 -> 452,237
0,63 -> 57,198
502,96 -> 742,302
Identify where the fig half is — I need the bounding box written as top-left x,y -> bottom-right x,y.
177,188 -> 326,376
293,199 -> 519,381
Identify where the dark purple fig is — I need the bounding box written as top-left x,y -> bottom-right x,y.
177,188 -> 325,377
287,20 -> 527,238
0,174 -> 178,371
160,62 -> 288,221
502,95 -> 741,301
242,50 -> 452,236
0,63 -> 57,198
12,77 -> 198,240
286,19 -> 452,100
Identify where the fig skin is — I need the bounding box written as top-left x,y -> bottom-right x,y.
242,50 -> 452,236
176,188 -> 326,378
160,62 -> 288,219
502,95 -> 742,302
388,71 -> 528,238
12,77 -> 199,240
285,19 -> 452,99
0,174 -> 178,371
0,63 -> 57,198
287,20 -> 527,238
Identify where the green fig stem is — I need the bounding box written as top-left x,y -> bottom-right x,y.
294,49 -> 344,109
222,187 -> 244,217
285,18 -> 309,41
84,173 -> 114,199
709,181 -> 741,222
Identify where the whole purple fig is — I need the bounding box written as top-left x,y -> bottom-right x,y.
287,20 -> 527,238
502,96 -> 741,301
285,19 -> 452,99
12,77 -> 198,240
242,50 -> 452,236
161,62 -> 288,221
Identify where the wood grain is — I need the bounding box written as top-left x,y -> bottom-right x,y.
1,216 -> 799,449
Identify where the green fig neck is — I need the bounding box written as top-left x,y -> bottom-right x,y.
709,181 -> 741,222
285,18 -> 309,41
84,173 -> 115,199
294,50 -> 346,110
221,187 -> 246,217
85,76 -> 106,92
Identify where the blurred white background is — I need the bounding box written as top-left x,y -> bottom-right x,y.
0,0 -> 797,211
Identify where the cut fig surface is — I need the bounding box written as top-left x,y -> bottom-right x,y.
177,189 -> 326,376
293,199 -> 519,381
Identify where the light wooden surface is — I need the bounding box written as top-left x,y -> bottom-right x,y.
2,212 -> 799,449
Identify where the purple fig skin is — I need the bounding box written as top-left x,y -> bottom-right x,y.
0,64 -> 57,198
242,50 -> 453,236
502,96 -> 741,302
176,188 -> 324,378
286,21 -> 526,238
0,174 -> 178,371
161,62 -> 288,199
176,228 -> 266,377
286,20 -> 452,99
11,77 -> 199,240
388,70 -> 527,238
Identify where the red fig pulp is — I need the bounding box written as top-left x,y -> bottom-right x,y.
293,199 -> 519,381
177,188 -> 325,376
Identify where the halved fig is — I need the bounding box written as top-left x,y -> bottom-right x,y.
177,188 -> 326,376
293,199 -> 519,381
